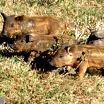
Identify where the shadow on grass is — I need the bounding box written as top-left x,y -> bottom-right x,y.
0,48 -> 57,72
30,50 -> 57,72
0,48 -> 31,62
0,36 -> 15,45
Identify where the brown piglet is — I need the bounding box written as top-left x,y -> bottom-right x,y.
10,33 -> 64,61
10,31 -> 72,53
10,35 -> 58,53
1,13 -> 65,38
49,44 -> 104,80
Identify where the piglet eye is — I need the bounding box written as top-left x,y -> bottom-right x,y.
59,55 -> 63,58
21,40 -> 25,42
69,53 -> 73,56
9,23 -> 14,27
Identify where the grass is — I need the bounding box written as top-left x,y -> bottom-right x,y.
0,0 -> 104,103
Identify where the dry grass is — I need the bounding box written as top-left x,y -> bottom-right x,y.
0,0 -> 104,103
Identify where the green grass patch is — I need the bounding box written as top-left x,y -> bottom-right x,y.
0,0 -> 104,103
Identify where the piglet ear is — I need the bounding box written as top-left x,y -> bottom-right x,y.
64,46 -> 70,53
67,47 -> 71,53
1,12 -> 7,20
15,15 -> 24,21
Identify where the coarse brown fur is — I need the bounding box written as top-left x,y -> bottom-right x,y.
1,13 -> 65,38
11,35 -> 58,52
90,38 -> 104,47
10,32 -> 73,61
90,30 -> 104,39
49,44 -> 104,80
87,30 -> 104,46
